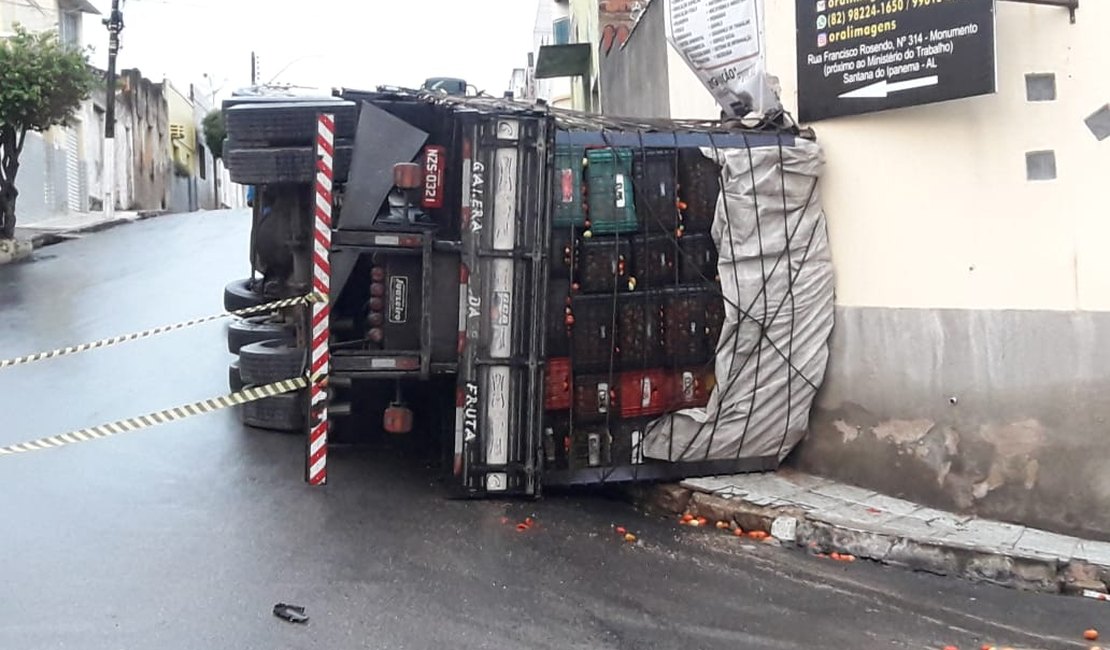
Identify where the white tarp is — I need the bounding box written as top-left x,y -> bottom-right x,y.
664,0 -> 781,117
642,137 -> 835,463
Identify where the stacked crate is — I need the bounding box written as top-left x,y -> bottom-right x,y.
543,144 -> 727,473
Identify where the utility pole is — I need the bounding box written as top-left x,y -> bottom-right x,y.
251,51 -> 258,86
103,0 -> 124,221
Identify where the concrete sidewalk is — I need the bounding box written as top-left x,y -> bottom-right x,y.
645,470 -> 1110,596
13,209 -> 168,249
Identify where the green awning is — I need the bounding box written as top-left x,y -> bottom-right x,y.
535,43 -> 592,79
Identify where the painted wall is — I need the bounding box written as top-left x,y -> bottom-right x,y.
599,0 -> 670,118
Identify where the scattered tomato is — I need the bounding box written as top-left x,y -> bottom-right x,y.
1084,630 -> 1099,642
942,645 -> 958,650
615,526 -> 627,535
716,521 -> 730,530
733,528 -> 745,537
516,523 -> 528,532
624,533 -> 637,543
696,516 -> 708,525
830,552 -> 842,561
681,513 -> 694,523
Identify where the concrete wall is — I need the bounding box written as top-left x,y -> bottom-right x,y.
599,0 -> 1110,539
117,69 -> 171,212
599,0 -> 669,118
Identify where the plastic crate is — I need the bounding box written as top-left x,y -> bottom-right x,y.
633,149 -> 679,234
546,278 -> 572,357
545,357 -> 572,411
632,234 -> 679,289
617,292 -> 664,369
669,366 -> 716,410
542,413 -> 571,469
550,227 -> 577,279
574,374 -> 619,424
678,232 -> 717,285
579,236 -> 631,294
705,291 -> 725,354
678,148 -> 720,233
619,368 -> 671,419
612,417 -> 651,466
662,286 -> 711,366
570,294 -> 619,372
553,144 -> 587,227
586,148 -> 639,234
568,426 -> 612,469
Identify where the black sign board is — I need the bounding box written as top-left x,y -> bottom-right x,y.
796,0 -> 996,122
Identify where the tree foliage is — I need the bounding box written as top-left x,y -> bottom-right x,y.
0,26 -> 98,237
202,109 -> 226,160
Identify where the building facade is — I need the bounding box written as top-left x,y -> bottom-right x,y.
591,0 -> 1110,540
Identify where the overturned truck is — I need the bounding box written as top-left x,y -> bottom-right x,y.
221,88 -> 835,496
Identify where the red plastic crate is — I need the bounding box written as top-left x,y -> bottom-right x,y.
544,357 -> 573,411
619,368 -> 672,419
669,366 -> 715,410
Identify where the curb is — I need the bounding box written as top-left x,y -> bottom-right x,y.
24,210 -> 171,250
633,484 -> 1110,596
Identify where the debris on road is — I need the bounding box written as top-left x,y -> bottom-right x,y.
624,533 -> 638,543
1084,629 -> 1099,641
273,603 -> 310,624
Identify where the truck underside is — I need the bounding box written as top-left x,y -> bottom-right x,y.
220,89 -> 835,497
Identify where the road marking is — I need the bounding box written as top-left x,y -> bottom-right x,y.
0,292 -> 323,370
0,377 -> 309,457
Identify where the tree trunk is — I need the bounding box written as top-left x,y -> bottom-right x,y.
0,185 -> 17,239
0,125 -> 25,239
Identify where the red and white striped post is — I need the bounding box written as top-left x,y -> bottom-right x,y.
308,113 -> 334,486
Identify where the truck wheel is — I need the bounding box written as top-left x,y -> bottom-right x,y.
224,278 -> 265,312
239,339 -> 306,385
225,101 -> 358,147
241,392 -> 304,432
229,360 -> 245,392
227,316 -> 296,354
225,145 -> 353,185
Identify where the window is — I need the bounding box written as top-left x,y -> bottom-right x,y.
198,143 -> 207,180
59,11 -> 80,48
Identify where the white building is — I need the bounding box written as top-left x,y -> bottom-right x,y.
599,0 -> 1110,540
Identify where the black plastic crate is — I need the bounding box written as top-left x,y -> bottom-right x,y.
542,413 -> 571,470
631,234 -> 679,289
679,232 -> 718,284
612,417 -> 652,467
634,149 -> 679,234
547,278 -> 572,357
705,291 -> 725,355
549,228 -> 577,280
573,375 -> 619,424
568,425 -> 612,469
579,236 -> 631,294
678,148 -> 720,233
617,292 -> 664,369
570,294 -> 619,372
662,286 -> 711,366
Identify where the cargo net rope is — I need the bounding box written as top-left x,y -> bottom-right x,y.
541,132 -> 835,480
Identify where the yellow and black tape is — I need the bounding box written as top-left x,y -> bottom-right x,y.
0,376 -> 309,456
0,292 -> 323,371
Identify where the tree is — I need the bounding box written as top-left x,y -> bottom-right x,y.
0,26 -> 98,238
202,109 -> 226,160
201,109 -> 226,207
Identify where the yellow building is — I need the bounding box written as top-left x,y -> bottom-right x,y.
166,81 -> 197,177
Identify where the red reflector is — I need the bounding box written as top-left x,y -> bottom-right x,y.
394,162 -> 422,190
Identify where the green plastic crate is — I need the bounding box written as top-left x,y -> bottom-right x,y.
586,148 -> 638,234
553,144 -> 587,227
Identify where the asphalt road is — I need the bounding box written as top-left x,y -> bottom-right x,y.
0,210 -> 1104,650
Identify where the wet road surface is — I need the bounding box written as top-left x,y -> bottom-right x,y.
0,211 -> 1105,649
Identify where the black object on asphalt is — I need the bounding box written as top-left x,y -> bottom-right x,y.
272,603 -> 309,624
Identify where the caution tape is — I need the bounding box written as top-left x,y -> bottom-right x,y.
0,377 -> 309,456
0,292 -> 323,371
